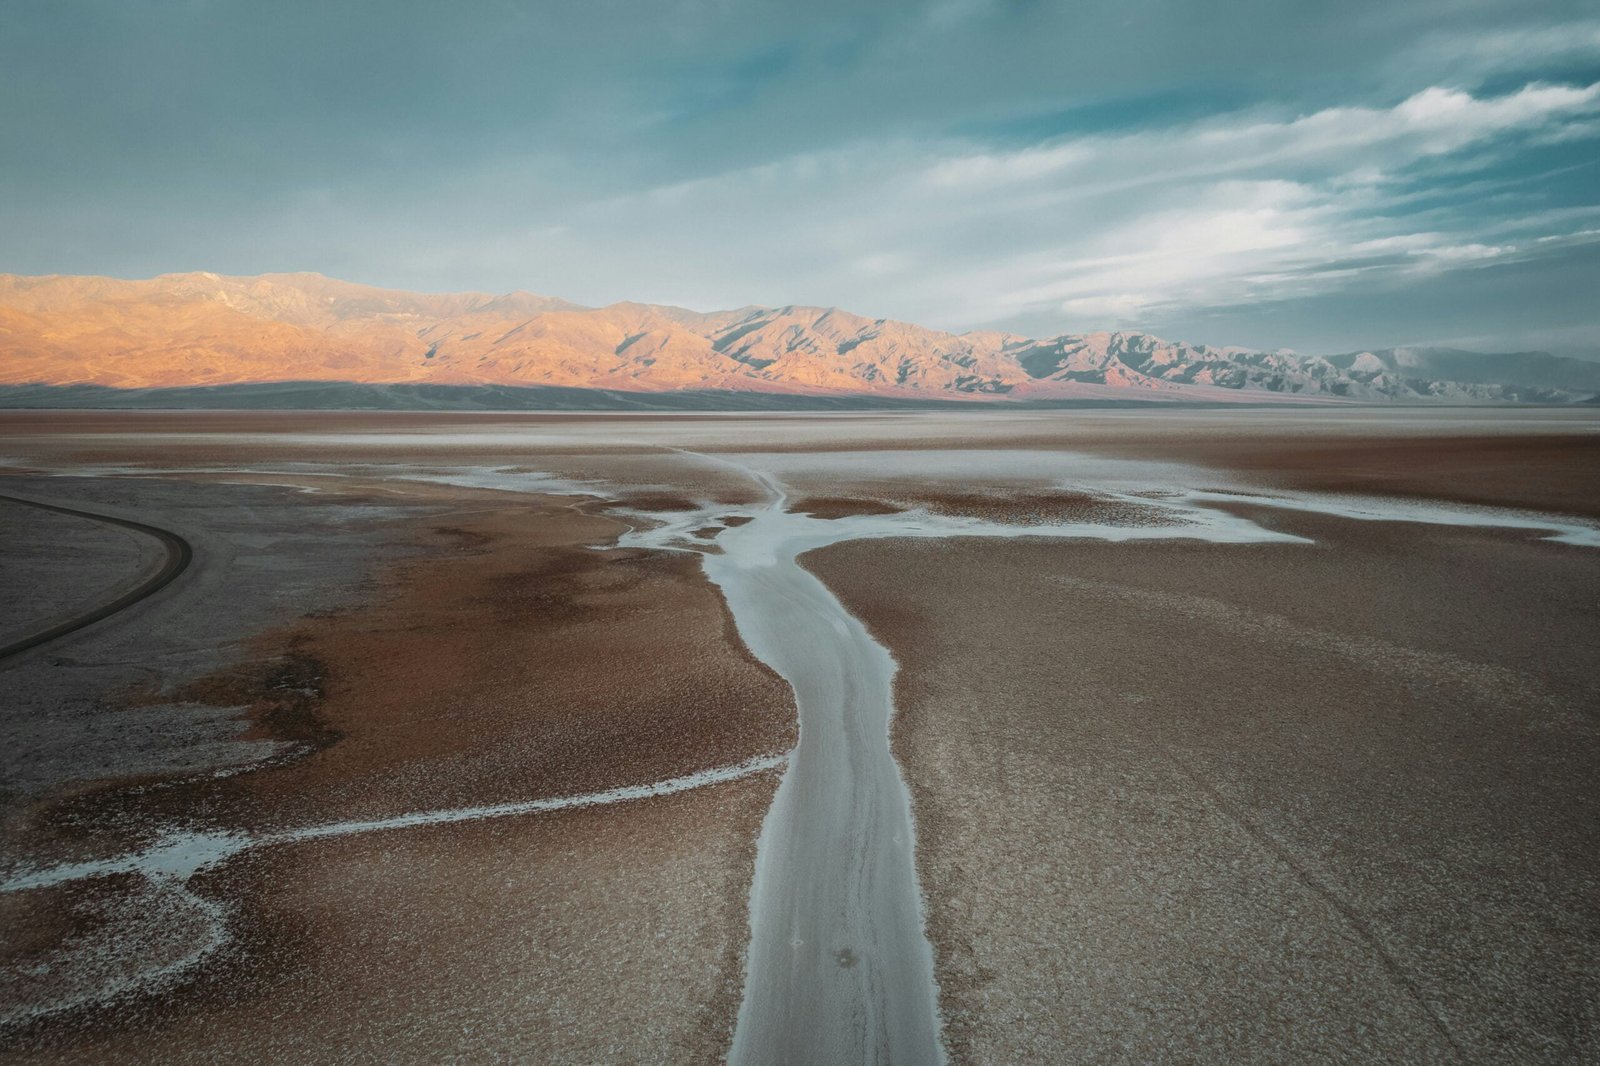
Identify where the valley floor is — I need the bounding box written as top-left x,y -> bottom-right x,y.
1,407 -> 1597,1062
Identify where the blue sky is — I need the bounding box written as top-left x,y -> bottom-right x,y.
4,0 -> 1599,355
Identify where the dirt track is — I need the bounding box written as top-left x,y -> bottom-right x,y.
0,492 -> 192,662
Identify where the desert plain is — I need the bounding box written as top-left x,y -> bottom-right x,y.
1,407 -> 1598,1064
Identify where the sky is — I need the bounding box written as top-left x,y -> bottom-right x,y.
4,0 -> 1599,356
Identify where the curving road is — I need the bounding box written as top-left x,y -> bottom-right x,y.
0,491 -> 192,664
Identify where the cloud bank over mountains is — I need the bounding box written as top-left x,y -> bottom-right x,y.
2,1 -> 1597,356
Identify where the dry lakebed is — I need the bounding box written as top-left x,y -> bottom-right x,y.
1,408 -> 1598,1063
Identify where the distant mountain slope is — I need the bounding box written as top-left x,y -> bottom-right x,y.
1322,347 -> 1600,392
1,272 -> 1594,404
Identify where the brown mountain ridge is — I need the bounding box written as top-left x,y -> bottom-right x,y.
3,272 -> 1596,404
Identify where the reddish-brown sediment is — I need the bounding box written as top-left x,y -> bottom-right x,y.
4,780 -> 775,1063
1092,432 -> 1600,519
788,489 -> 1182,525
5,411 -> 1599,1060
2,477 -> 793,1060
787,496 -> 907,520
614,491 -> 714,512
805,439 -> 1600,1062
210,497 -> 793,825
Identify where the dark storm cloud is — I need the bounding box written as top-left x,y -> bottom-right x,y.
2,0 -> 1597,352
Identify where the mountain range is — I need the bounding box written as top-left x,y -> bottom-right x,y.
3,272 -> 1597,407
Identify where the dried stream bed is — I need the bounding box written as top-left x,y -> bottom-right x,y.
2,409 -> 1598,1062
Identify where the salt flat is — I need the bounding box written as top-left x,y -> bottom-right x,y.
1,408 -> 1597,1062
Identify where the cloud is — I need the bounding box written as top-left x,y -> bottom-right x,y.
922,81 -> 1600,194
1403,19 -> 1600,79
916,82 -> 1600,325
522,79 -> 1598,337
5,2 -> 1599,352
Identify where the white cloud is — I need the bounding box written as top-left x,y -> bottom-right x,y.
1415,242 -> 1514,263
1058,293 -> 1155,320
921,81 -> 1600,195
900,81 -> 1599,326
379,78 -> 1600,336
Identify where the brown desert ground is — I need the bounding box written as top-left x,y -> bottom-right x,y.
804,417 -> 1599,1061
1,407 -> 1597,1062
1,429 -> 792,1061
